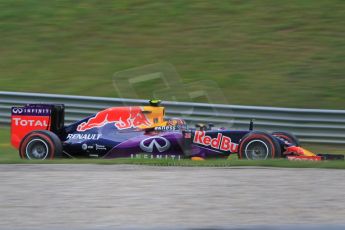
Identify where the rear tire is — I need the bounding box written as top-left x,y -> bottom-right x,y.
19,130 -> 63,160
272,131 -> 300,146
239,131 -> 281,160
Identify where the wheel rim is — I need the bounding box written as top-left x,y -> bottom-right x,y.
25,139 -> 49,160
244,140 -> 269,160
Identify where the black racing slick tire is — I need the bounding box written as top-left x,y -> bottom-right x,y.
19,130 -> 63,160
272,131 -> 300,146
238,131 -> 281,160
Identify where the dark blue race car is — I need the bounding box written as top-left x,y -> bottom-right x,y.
10,101 -> 343,161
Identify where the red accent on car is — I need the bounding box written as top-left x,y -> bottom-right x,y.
287,156 -> 322,161
77,107 -> 151,131
11,115 -> 51,149
184,132 -> 191,138
284,146 -> 305,155
193,131 -> 238,153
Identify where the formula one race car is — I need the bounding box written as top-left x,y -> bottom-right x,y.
10,100 -> 344,161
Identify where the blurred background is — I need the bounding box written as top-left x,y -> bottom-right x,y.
0,0 -> 344,109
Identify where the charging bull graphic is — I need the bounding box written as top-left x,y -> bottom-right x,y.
77,106 -> 151,131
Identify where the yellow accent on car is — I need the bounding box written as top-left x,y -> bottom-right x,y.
191,157 -> 205,161
300,147 -> 317,156
138,106 -> 167,129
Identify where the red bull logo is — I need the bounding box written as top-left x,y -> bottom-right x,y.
193,131 -> 239,153
77,106 -> 151,131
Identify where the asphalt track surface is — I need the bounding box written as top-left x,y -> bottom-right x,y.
0,165 -> 345,230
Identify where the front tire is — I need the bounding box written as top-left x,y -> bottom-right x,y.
272,131 -> 300,146
238,132 -> 281,160
19,130 -> 63,160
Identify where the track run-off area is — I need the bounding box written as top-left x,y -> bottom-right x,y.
0,165 -> 344,229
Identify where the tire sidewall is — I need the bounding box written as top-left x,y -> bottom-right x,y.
19,130 -> 62,160
239,132 -> 281,160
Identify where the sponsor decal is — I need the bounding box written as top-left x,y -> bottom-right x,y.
154,125 -> 177,131
82,143 -> 105,151
95,144 -> 107,151
81,144 -> 94,150
12,117 -> 48,127
193,131 -> 238,153
12,107 -> 51,116
131,154 -> 181,160
140,136 -> 171,153
67,133 -> 102,140
82,144 -> 87,150
287,156 -> 322,161
154,125 -> 186,131
11,108 -> 23,114
77,106 -> 151,131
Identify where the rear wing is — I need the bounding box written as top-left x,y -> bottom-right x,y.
11,104 -> 65,149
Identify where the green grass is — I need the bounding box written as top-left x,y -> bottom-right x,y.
0,1 -> 344,109
0,127 -> 15,161
1,127 -> 345,169
3,158 -> 345,170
